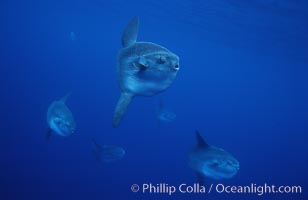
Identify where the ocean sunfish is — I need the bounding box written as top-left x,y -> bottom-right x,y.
156,99 -> 176,123
189,131 -> 240,183
113,16 -> 180,127
46,93 -> 76,140
70,31 -> 76,41
92,139 -> 125,162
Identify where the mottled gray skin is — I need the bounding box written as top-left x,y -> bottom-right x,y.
189,131 -> 240,181
113,16 -> 179,127
47,94 -> 76,137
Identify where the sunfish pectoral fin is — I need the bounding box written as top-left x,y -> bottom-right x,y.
133,56 -> 148,71
46,127 -> 52,141
121,16 -> 139,48
113,93 -> 134,128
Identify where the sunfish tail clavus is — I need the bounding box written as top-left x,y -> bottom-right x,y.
46,93 -> 76,140
113,16 -> 180,127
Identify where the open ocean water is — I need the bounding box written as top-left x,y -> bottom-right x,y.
0,0 -> 307,199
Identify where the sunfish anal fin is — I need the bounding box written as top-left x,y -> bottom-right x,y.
196,172 -> 205,186
46,127 -> 52,141
121,16 -> 139,48
113,93 -> 134,127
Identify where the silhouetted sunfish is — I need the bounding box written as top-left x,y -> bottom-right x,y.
113,16 -> 180,127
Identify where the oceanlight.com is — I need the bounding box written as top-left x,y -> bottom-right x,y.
130,183 -> 303,196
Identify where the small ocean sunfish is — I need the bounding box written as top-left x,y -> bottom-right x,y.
189,131 -> 240,182
46,93 -> 76,139
92,139 -> 125,162
157,111 -> 176,122
156,100 -> 176,123
70,31 -> 76,41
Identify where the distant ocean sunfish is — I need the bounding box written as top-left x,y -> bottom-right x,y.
46,93 -> 76,139
156,100 -> 176,123
70,31 -> 76,41
113,16 -> 180,127
157,111 -> 176,122
189,131 -> 240,182
92,139 -> 125,162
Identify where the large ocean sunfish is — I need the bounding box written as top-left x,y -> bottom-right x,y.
46,93 -> 76,140
113,16 -> 180,127
189,131 -> 240,183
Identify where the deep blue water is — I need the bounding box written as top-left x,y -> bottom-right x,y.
1,0 -> 307,199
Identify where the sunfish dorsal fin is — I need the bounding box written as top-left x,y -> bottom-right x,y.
92,139 -> 102,150
196,130 -> 209,148
121,16 -> 139,48
59,92 -> 72,103
92,139 -> 102,162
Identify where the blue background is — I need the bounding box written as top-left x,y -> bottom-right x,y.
0,0 -> 307,199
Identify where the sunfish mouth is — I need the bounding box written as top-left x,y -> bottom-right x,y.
172,64 -> 180,71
